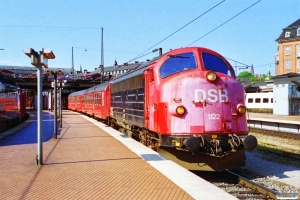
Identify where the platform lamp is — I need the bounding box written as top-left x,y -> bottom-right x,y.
46,69 -> 58,139
23,48 -> 55,165
56,69 -> 64,129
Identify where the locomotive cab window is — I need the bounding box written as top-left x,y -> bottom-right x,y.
248,98 -> 253,103
202,53 -> 234,77
160,52 -> 196,78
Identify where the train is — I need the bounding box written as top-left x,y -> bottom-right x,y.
0,75 -> 27,133
68,46 -> 257,171
245,92 -> 273,113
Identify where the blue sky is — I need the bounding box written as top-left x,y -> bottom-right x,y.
0,0 -> 299,76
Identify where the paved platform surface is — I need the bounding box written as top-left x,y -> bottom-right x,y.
247,112 -> 300,124
0,110 -> 237,200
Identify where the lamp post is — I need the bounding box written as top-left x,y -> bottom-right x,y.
23,48 -> 55,165
46,69 -> 58,139
59,81 -> 62,128
55,69 -> 64,128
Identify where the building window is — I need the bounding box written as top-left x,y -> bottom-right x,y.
286,60 -> 291,69
298,58 -> 300,69
298,44 -> 300,56
285,32 -> 291,37
297,28 -> 300,36
285,46 -> 291,55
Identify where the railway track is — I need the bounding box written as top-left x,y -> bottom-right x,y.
193,170 -> 299,200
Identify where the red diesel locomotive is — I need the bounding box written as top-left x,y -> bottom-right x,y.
68,47 -> 257,171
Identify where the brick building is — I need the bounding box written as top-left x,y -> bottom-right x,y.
275,18 -> 300,75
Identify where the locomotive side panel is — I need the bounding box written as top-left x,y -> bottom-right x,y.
111,71 -> 145,127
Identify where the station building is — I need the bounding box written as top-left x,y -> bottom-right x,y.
244,19 -> 300,115
275,18 -> 300,75
0,60 -> 141,111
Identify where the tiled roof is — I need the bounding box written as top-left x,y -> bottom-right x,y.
287,18 -> 300,28
275,18 -> 300,42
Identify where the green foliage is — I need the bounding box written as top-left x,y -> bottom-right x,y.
238,71 -> 255,81
237,71 -> 273,82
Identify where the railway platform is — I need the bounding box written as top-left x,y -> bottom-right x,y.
0,110 -> 237,200
247,112 -> 300,124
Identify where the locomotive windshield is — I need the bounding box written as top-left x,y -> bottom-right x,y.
160,52 -> 197,78
202,53 -> 235,77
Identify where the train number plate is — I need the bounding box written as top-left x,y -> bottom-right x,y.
208,114 -> 220,120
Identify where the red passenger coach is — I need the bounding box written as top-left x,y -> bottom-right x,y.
68,91 -> 83,112
69,47 -> 257,171
68,82 -> 110,121
89,82 -> 110,120
0,75 -> 27,132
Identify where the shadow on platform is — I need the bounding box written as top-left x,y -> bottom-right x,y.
0,112 -> 60,146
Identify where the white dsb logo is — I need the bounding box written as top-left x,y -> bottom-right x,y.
194,89 -> 228,103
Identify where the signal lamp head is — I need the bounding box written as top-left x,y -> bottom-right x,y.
206,71 -> 217,82
236,104 -> 246,115
176,106 -> 186,115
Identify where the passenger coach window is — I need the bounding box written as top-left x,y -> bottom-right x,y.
248,98 -> 253,103
202,53 -> 234,77
160,52 -> 196,78
263,98 -> 269,103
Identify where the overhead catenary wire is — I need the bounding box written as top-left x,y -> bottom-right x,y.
187,0 -> 261,46
225,57 -> 251,67
126,0 -> 226,63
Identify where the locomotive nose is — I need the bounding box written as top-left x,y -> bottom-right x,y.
184,137 -> 201,152
243,135 -> 257,151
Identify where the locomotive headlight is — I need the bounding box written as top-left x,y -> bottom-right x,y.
206,71 -> 217,82
176,106 -> 186,115
236,104 -> 246,115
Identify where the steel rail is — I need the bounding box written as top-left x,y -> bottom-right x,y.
227,171 -> 299,200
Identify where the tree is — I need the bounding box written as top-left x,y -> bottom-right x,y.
238,71 -> 255,81
237,71 -> 273,82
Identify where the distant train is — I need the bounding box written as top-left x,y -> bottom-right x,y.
68,46 -> 257,171
245,92 -> 273,113
0,75 -> 27,133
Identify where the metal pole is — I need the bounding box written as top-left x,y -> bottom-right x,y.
60,82 -> 62,128
101,27 -> 104,83
72,47 -> 74,74
37,57 -> 43,165
53,73 -> 57,139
